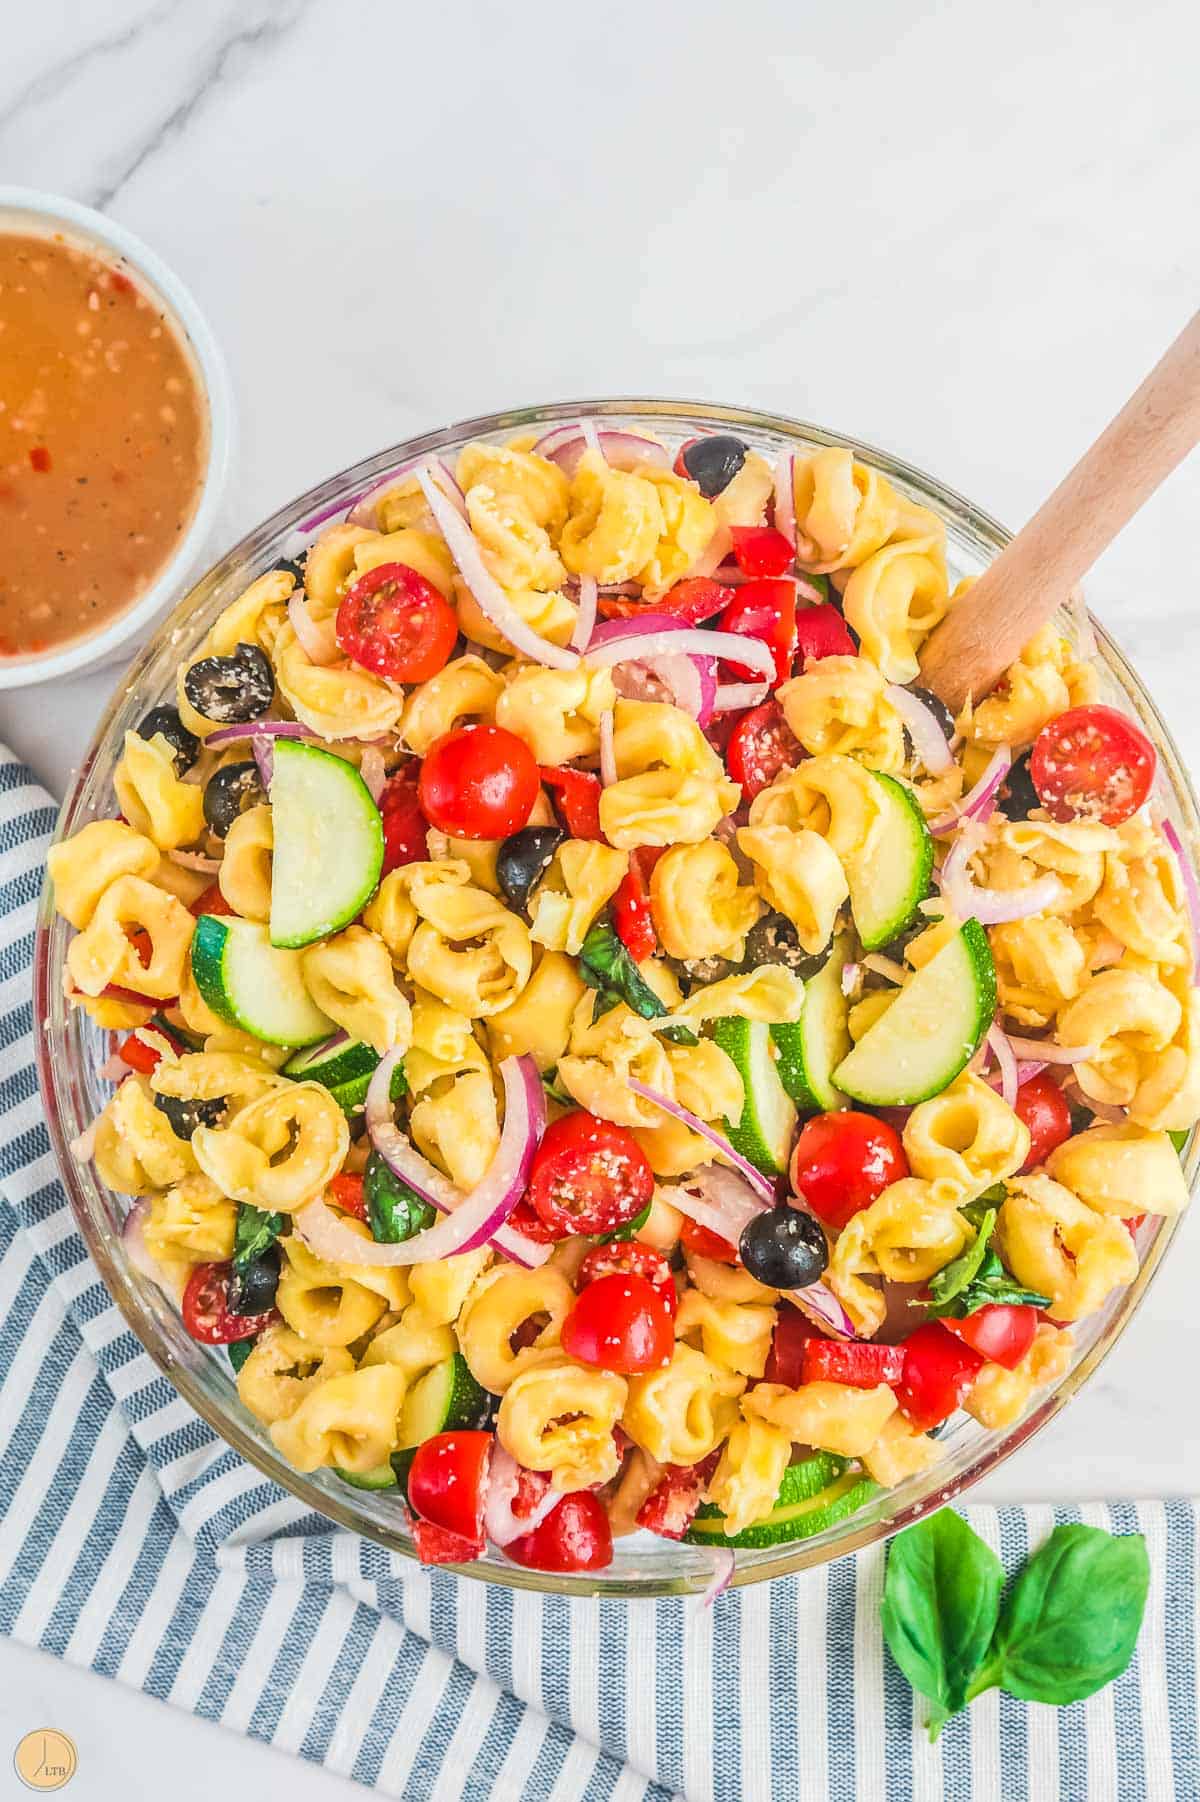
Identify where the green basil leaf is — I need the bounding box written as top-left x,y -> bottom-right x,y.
233,1202 -> 283,1272
579,919 -> 665,1023
596,1200 -> 653,1244
970,1524 -> 1150,1707
541,1067 -> 573,1105
881,1510 -> 1004,1737
363,1149 -> 437,1244
1169,1127 -> 1189,1156
928,1210 -> 996,1312
658,1022 -> 699,1046
957,1257 -> 1051,1314
227,1336 -> 257,1374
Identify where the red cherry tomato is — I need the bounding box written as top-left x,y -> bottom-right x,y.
1029,704 -> 1156,827
679,1216 -> 739,1264
635,1450 -> 722,1540
419,725 -> 539,841
718,577 -> 797,684
894,1321 -> 983,1430
335,561 -> 458,683
406,1511 -> 484,1566
118,1030 -> 165,1074
726,699 -> 805,800
577,1240 -> 676,1314
504,1198 -> 558,1244
328,1173 -> 367,1221
561,1272 -> 674,1374
182,1262 -> 275,1344
505,1489 -> 613,1572
189,882 -> 236,919
800,1338 -> 906,1387
527,1111 -> 655,1237
614,846 -> 663,962
1014,1069 -> 1073,1172
790,1111 -> 909,1233
730,526 -> 795,578
379,766 -> 429,873
794,602 -> 857,665
763,1304 -> 812,1386
540,765 -> 603,840
598,575 -> 733,624
942,1303 -> 1040,1371
407,1430 -> 492,1543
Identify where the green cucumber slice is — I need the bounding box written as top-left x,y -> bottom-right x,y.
335,1463 -> 399,1491
684,1452 -> 879,1548
283,1035 -> 381,1089
269,739 -> 384,949
845,773 -> 933,952
770,931 -> 853,1113
190,914 -> 335,1048
398,1353 -> 493,1449
711,1017 -> 798,1177
833,919 -> 995,1106
326,1065 -> 407,1117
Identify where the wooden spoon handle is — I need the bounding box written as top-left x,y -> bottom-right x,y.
918,309 -> 1200,714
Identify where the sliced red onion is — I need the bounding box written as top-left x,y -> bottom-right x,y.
930,746 -> 1012,836
712,681 -> 770,714
298,492 -> 359,534
674,1165 -> 769,1243
571,574 -> 598,653
122,1196 -> 162,1282
1017,1060 -> 1047,1085
784,1283 -> 858,1341
630,1081 -> 775,1203
967,1038 -> 991,1077
773,451 -> 796,549
581,418 -> 602,458
359,747 -> 387,804
167,847 -> 221,875
206,720 -> 317,750
346,454 -> 464,528
840,961 -> 862,997
861,953 -> 906,985
1062,1080 -> 1125,1124
586,624 -> 774,685
938,827 -> 1064,925
885,684 -> 953,775
288,591 -> 339,665
795,574 -> 828,607
587,616 -> 718,725
1161,818 -> 1200,973
1002,1035 -> 1099,1065
483,1443 -> 560,1548
98,1052 -> 133,1082
531,426 -> 669,477
700,1546 -> 735,1607
416,463 -> 578,672
598,709 -> 617,787
985,1022 -> 1019,1109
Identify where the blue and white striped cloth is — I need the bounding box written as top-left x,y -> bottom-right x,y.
1,743 -> 1197,1801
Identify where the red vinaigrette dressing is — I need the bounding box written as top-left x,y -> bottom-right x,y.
0,225 -> 207,659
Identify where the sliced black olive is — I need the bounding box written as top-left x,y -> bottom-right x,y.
228,1245 -> 281,1316
203,760 -> 265,837
153,1092 -> 228,1140
739,1206 -> 829,1288
273,555 -> 307,584
496,825 -> 565,912
996,749 -> 1040,821
744,912 -> 830,979
183,641 -> 274,724
898,684 -> 956,764
680,434 -> 747,498
672,954 -> 740,991
136,705 -> 200,774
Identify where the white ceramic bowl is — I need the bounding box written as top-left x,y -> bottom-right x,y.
0,187 -> 233,689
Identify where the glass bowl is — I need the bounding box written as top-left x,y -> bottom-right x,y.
34,399 -> 1200,1597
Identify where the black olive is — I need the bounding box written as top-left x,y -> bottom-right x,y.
680,434 -> 747,498
153,1092 -> 228,1140
898,684 -> 956,767
203,760 -> 265,837
672,954 -> 740,991
136,705 -> 200,775
273,556 -> 307,584
183,641 -> 274,724
228,1245 -> 280,1316
996,749 -> 1040,822
739,1206 -> 829,1289
744,912 -> 830,979
496,825 -> 566,912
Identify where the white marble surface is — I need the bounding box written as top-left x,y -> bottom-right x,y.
1,0 -> 1199,1792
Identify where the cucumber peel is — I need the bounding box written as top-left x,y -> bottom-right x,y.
844,773 -> 933,952
190,914 -> 335,1048
684,1452 -> 879,1549
711,1016 -> 798,1177
269,739 -> 384,949
771,930 -> 853,1113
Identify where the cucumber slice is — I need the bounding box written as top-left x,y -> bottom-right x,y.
326,1065 -> 407,1117
833,919 -> 995,1107
684,1452 -> 879,1549
335,1463 -> 399,1491
283,1035 -> 381,1089
771,931 -> 853,1113
711,1017 -> 798,1177
191,914 -> 335,1048
398,1353 -> 494,1449
269,739 -> 384,949
845,773 -> 933,952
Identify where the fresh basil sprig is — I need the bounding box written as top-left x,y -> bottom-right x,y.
882,1511 -> 1149,1738
233,1201 -> 283,1271
926,1206 -> 1050,1319
578,918 -> 698,1045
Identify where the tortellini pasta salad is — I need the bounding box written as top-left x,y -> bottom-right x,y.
51,418 -> 1196,1578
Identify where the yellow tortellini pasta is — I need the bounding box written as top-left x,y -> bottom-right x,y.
665,1039 -> 744,1125
632,466 -> 716,594
271,1365 -> 409,1474
528,840 -> 628,955
237,1327 -> 355,1427
736,825 -> 849,954
557,996 -> 675,1128
466,482 -> 565,593
828,1178 -> 972,1335
964,1324 -> 1073,1431
217,804 -> 273,922
67,875 -> 193,1001
400,654 -> 504,756
649,841 -> 761,961
990,916 -> 1086,1027
749,752 -> 886,871
113,730 -> 206,851
455,581 -> 577,654
48,820 -> 160,929
408,1246 -> 491,1325
1058,968 -> 1182,1108
560,451 -> 663,584
790,449 -> 899,574
1045,1122 -> 1189,1216
668,964 -> 806,1030
456,443 -> 569,534
674,1290 -> 776,1379
1093,829 -> 1191,968
841,530 -> 949,684
486,951 -> 587,1071
494,662 -> 615,764
778,654 -> 905,771
176,569 -> 292,738
622,1343 -> 744,1465
996,1174 -> 1139,1322
861,1415 -> 941,1488
404,879 -> 533,1019
275,1236 -> 390,1348
192,1082 -> 349,1212
362,1304 -> 455,1379
600,769 -> 736,850
300,927 -> 412,1056
707,1418 -> 792,1536
302,524 -> 377,618
497,1355 -> 627,1491
410,1070 -> 500,1189
351,526 -> 455,598
94,1075 -> 197,1193
144,1175 -> 237,1263
273,622 -> 405,741
959,625 -> 1080,750
902,1072 -> 1031,1203
742,1380 -> 898,1459
456,1264 -> 574,1393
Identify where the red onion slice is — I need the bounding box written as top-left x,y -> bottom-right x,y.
167,848 -> 222,875
531,426 -> 669,477
929,746 -> 1012,836
712,681 -> 770,714
346,455 -> 464,529
700,1546 -> 735,1607
985,1022 -> 1019,1109
885,684 -> 953,775
783,1283 -> 858,1341
586,625 -> 774,685
587,616 -> 718,725
416,464 -> 579,672
571,574 -> 598,653
598,709 -> 617,787
773,451 -> 796,549
483,1443 -> 560,1548
98,1052 -> 134,1082
288,592 -> 339,665
1161,819 -> 1200,974
122,1195 -> 163,1282
629,1081 -> 775,1202
840,961 -> 862,997
359,747 -> 387,804
673,1165 -> 768,1243
938,827 -> 1064,925
1001,1035 -> 1099,1065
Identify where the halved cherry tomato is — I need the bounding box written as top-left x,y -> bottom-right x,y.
801,1339 -> 906,1387
504,1198 -> 557,1244
379,766 -> 429,873
718,577 -> 797,684
1015,1069 -> 1073,1173
420,725 -> 539,840
763,1306 -> 812,1386
407,1430 -> 492,1544
598,576 -> 733,624
943,1303 -> 1039,1371
577,1240 -> 676,1314
540,764 -> 603,840
406,1509 -> 484,1566
1029,703 -> 1156,827
895,1321 -> 983,1430
505,1490 -> 613,1572
679,1216 -> 739,1263
613,846 -> 663,962
561,1272 -> 674,1374
182,1262 -> 275,1344
335,561 -> 458,683
726,699 -> 804,800
189,882 -> 236,919
790,1111 -> 909,1233
527,1111 -> 655,1237
730,526 -> 795,578
328,1173 -> 367,1221
635,1450 -> 722,1540
794,602 -> 857,665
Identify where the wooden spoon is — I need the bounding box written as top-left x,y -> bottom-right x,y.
917,309 -> 1200,715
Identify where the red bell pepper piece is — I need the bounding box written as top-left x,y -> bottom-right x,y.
598,576 -> 732,624
118,1030 -> 167,1075
794,603 -> 856,665
894,1321 -> 983,1430
679,1216 -> 739,1265
729,526 -> 795,578
328,1174 -> 367,1221
405,1507 -> 484,1566
763,1305 -> 813,1387
189,882 -> 236,919
800,1339 -> 906,1388
612,846 -> 663,962
635,1450 -> 722,1540
379,765 -> 429,873
717,578 -> 798,685
942,1304 -> 1040,1371
540,765 -> 603,840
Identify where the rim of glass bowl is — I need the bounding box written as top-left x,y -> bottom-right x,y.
34,398 -> 1200,1598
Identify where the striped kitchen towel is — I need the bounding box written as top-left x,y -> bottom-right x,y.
1,743 -> 1197,1802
